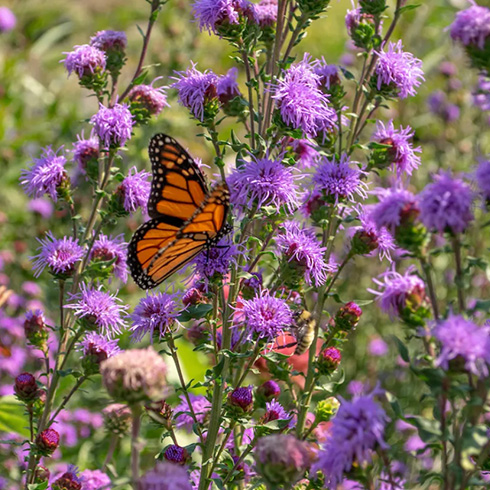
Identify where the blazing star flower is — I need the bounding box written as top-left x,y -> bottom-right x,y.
474,158 -> 490,202
66,283 -> 128,337
371,120 -> 422,177
228,154 -> 299,214
128,82 -> 170,116
313,153 -> 368,204
433,314 -> 490,378
90,102 -> 134,148
241,291 -> 293,341
79,332 -> 121,360
314,57 -> 340,89
276,221 -> 330,286
79,469 -> 111,490
353,210 -> 396,261
254,0 -> 278,26
72,131 -> 99,172
312,389 -> 389,488
289,138 -> 319,168
375,41 -> 424,99
130,292 -> 181,342
263,399 -> 291,422
450,4 -> 490,49
174,394 -> 211,430
194,237 -> 238,279
419,172 -> 474,234
90,30 -> 127,52
31,232 -> 84,278
369,267 -> 426,319
171,63 -> 218,121
139,462 -> 193,490
345,7 -> 361,35
28,198 -> 54,218
192,0 -> 251,34
20,146 -> 68,201
369,187 -> 418,232
90,233 -> 128,282
0,7 -> 16,32
63,44 -> 106,79
117,166 -> 151,214
272,54 -> 338,138
217,67 -> 241,104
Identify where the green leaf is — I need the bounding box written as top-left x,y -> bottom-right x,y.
392,335 -> 410,363
28,482 -> 49,490
397,4 -> 421,15
0,397 -> 29,437
178,304 -> 213,322
405,415 -> 442,442
461,425 -> 489,470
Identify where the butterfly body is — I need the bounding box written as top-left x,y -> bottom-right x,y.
128,134 -> 230,290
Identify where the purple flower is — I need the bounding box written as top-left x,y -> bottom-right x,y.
289,138 -> 319,168
271,54 -> 338,138
419,172 -> 474,234
171,63 -> 218,121
375,41 -> 424,99
0,7 -> 16,32
369,267 -> 426,319
194,237 -> 238,279
262,399 -> 291,422
353,211 -> 396,261
139,462 -> 192,490
254,0 -> 278,27
20,146 -> 68,201
369,187 -> 418,232
90,30 -> 127,51
313,153 -> 368,204
66,283 -> 127,337
228,154 -> 299,214
433,314 -> 490,377
314,58 -> 340,89
312,390 -> 389,488
72,131 -> 100,171
130,292 -> 181,342
345,7 -> 361,35
30,232 -> 84,278
63,44 -> 106,79
79,332 -> 121,360
90,233 -> 128,282
241,291 -> 293,341
192,0 -> 250,34
79,469 -> 111,490
28,198 -> 54,218
474,158 -> 490,201
129,82 -> 170,116
217,67 -> 241,104
90,102 -> 134,148
427,91 -> 460,123
276,221 -> 330,286
369,337 -> 389,357
473,77 -> 490,111
450,4 -> 490,49
117,166 -> 151,214
371,120 -> 421,177
174,394 -> 211,430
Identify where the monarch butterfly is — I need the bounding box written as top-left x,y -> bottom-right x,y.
128,133 -> 231,290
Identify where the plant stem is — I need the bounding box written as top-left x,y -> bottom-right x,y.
222,437 -> 257,486
419,256 -> 439,321
47,376 -> 87,428
102,435 -> 118,472
241,45 -> 256,149
452,235 -> 465,312
131,405 -> 142,486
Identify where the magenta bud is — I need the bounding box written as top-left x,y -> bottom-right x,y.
335,302 -> 362,331
228,386 -> 254,413
258,380 -> 281,401
36,428 -> 60,456
317,347 -> 342,375
163,444 -> 189,465
14,372 -> 39,402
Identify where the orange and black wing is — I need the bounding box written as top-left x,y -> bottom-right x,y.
147,133 -> 208,221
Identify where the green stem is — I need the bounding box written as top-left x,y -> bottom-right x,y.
420,256 -> 439,321
47,376 -> 87,428
131,405 -> 142,486
452,235 -> 465,312
102,435 -> 118,472
240,44 -> 256,150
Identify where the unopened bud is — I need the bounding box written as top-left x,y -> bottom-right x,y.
163,444 -> 189,465
14,372 -> 39,403
36,428 -> 60,456
228,386 -> 254,414
317,347 -> 342,375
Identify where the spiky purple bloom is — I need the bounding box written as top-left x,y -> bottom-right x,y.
192,0 -> 250,34
375,41 -> 424,99
314,58 -> 340,89
66,283 -> 127,337
271,54 -> 338,138
276,221 -> 330,286
128,83 -> 170,115
228,154 -> 299,214
289,138 -> 319,168
28,198 -> 54,218
171,63 -> 218,121
217,67 -> 241,104
254,0 -> 277,26
312,390 -> 389,488
20,146 -> 68,201
345,7 -> 361,35
372,120 -> 422,177
419,172 -> 474,234
90,30 -> 127,51
0,7 -> 16,32
241,291 -> 293,340
263,399 -> 290,422
90,233 -> 128,282
139,462 -> 193,490
63,44 -> 106,79
369,267 -> 425,319
353,211 -> 396,261
369,187 -> 418,231
31,232 -> 84,277
90,103 -> 134,148
79,469 -> 111,490
313,153 -> 368,204
72,132 -> 99,171
79,332 -> 121,360
130,292 -> 180,342
433,314 -> 490,377
174,394 -> 211,430
194,237 -> 238,278
474,158 -> 490,201
117,166 -> 151,214
450,4 -> 490,49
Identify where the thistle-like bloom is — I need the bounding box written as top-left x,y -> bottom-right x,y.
228,154 -> 299,214
117,166 -> 151,214
217,67 -> 241,104
371,120 -> 422,177
129,83 -> 170,116
0,7 -> 16,32
79,469 -> 111,490
72,132 -> 99,171
63,44 -> 106,79
276,221 -> 330,286
419,172 -> 474,234
241,291 -> 293,340
90,233 -> 128,282
314,58 -> 340,89
90,30 -> 127,51
369,267 -> 426,319
375,41 -> 424,99
90,102 -> 134,148
369,187 -> 418,232
313,153 -> 368,204
171,63 -> 218,121
174,394 -> 211,430
36,428 -> 60,455
194,237 -> 238,278
79,332 -> 121,361
272,54 -> 338,138
192,0 -> 251,34
312,390 -> 389,488
263,399 -> 291,422
139,462 -> 193,490
254,0 -> 278,26
31,232 -> 84,278
474,158 -> 490,201
289,138 -> 319,168
449,4 -> 490,49
20,146 -> 68,201
433,315 -> 490,378
130,292 -> 181,342
101,347 -> 167,404
66,283 -> 128,337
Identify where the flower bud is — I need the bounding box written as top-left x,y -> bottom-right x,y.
51,467 -> 82,490
315,397 -> 340,423
241,272 -> 263,300
24,310 -> 48,351
257,380 -> 280,401
350,229 -> 379,256
36,428 -> 60,456
34,465 -> 50,484
317,347 -> 342,375
14,373 -> 39,403
90,30 -> 127,77
228,386 -> 254,414
182,287 -> 205,307
129,84 -> 169,124
103,403 -> 132,436
360,0 -> 386,16
346,9 -> 379,50
163,444 -> 189,465
335,302 -> 362,331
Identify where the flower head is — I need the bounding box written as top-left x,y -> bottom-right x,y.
80,332 -> 121,363
36,428 -> 60,456
450,4 -> 490,49
289,138 -> 319,168
14,372 -> 39,402
419,172 -> 474,234
102,403 -> 132,435
101,347 -> 167,404
375,41 -> 424,99
369,187 -> 418,232
427,91 -> 460,123
28,198 -> 54,218
66,283 -> 128,337
0,7 -> 16,32
228,154 -> 299,214
129,82 -> 170,116
229,386 -> 254,413
79,469 -> 111,490
63,44 -> 106,79
90,102 -> 134,148
164,445 -> 189,465
130,292 -> 181,342
139,462 -> 193,490
313,58 -> 340,89
262,399 -> 291,423
20,146 -> 68,201
90,233 -> 128,282
90,30 -> 127,52
174,394 -> 211,430
318,346 -> 342,374
31,232 -> 84,278
192,0 -> 251,34
52,466 -> 83,490
116,166 -> 151,214
194,237 -> 238,279
369,337 -> 389,357
474,158 -> 490,202
217,67 -> 241,104
258,380 -> 280,400
255,0 -> 278,27
72,132 -> 99,172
